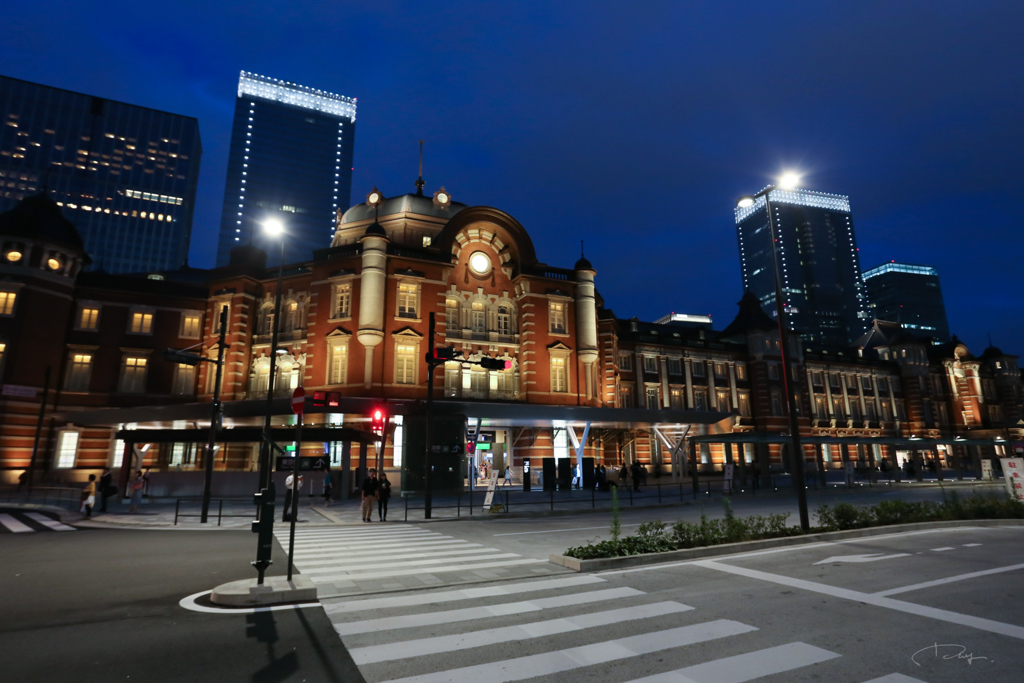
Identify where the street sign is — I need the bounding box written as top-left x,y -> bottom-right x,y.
276,456 -> 297,472
291,386 -> 306,415
277,455 -> 330,472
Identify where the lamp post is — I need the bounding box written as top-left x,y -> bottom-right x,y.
737,174 -> 810,531
257,217 -> 287,491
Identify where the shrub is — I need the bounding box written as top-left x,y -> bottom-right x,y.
816,503 -> 873,531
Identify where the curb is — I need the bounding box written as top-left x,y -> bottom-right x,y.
548,518 -> 1024,572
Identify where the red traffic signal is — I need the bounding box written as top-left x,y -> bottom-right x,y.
370,406 -> 386,432
479,356 -> 512,371
430,347 -> 460,362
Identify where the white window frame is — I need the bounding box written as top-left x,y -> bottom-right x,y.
180,311 -> 202,339
397,282 -> 419,319
328,339 -> 349,384
394,339 -> 419,385
445,297 -> 460,330
548,300 -> 567,335
550,356 -> 568,393
333,283 -> 352,319
55,429 -> 81,468
643,356 -> 658,373
496,305 -> 512,335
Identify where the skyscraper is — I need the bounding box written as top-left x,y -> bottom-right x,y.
863,261 -> 950,341
734,186 -> 870,348
216,72 -> 356,267
0,75 -> 202,273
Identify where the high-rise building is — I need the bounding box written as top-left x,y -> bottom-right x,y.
0,75 -> 202,273
216,72 -> 356,267
734,187 -> 870,348
862,262 -> 950,341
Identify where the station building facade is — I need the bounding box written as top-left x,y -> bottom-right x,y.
0,187 -> 1021,493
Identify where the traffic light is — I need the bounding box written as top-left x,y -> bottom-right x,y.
430,347 -> 460,363
479,356 -> 512,370
370,406 -> 386,432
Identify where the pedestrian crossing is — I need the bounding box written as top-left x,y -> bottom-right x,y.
321,572 -> 931,683
0,510 -> 76,533
276,525 -> 553,591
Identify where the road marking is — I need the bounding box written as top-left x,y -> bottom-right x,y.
694,559 -> 1024,640
493,523 -> 643,537
380,620 -> 757,683
291,539 -> 478,555
963,543 -> 983,547
931,547 -> 955,551
0,513 -> 34,533
322,575 -> 605,614
300,552 -> 525,573
295,545 -> 494,566
178,590 -> 321,615
333,586 -> 644,635
622,642 -> 839,682
814,553 -> 910,565
286,530 -> 440,542
350,601 -> 692,664
861,674 -> 927,682
310,557 -> 547,582
25,512 -> 76,531
875,562 -> 1024,596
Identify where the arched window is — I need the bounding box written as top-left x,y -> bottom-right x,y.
497,305 -> 512,335
284,300 -> 300,332
258,304 -> 275,336
250,359 -> 270,395
471,300 -> 486,333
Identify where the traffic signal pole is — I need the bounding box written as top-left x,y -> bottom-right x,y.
424,312 -> 436,519
201,305 -> 228,524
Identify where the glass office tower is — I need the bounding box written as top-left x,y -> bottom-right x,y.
0,75 -> 202,274
734,187 -> 870,348
863,262 -> 950,341
216,72 -> 356,267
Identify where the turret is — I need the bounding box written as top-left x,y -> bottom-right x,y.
357,221 -> 389,387
574,254 -> 598,398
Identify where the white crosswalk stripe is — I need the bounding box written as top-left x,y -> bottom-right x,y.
0,511 -> 76,533
277,525 -> 545,585
323,572 -> 848,683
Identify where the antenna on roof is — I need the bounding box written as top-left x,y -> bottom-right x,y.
988,333 -> 993,348
415,140 -> 425,196
581,240 -> 585,258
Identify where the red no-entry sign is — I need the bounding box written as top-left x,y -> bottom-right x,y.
291,386 -> 305,415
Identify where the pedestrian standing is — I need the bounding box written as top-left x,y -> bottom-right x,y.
81,474 -> 97,517
377,472 -> 391,521
283,473 -> 303,522
360,468 -> 378,522
631,461 -> 641,492
322,469 -> 333,507
98,467 -> 113,513
128,470 -> 145,513
619,465 -> 628,487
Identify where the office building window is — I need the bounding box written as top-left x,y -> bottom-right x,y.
551,356 -> 568,392
172,364 -> 195,395
549,301 -> 566,334
119,356 -> 148,393
78,306 -> 100,330
692,361 -> 706,378
328,343 -> 348,384
395,343 -> 417,384
0,291 -> 16,316
181,312 -> 201,339
397,283 -> 418,318
129,311 -> 153,334
65,352 -> 93,392
334,284 -> 351,319
55,430 -> 80,468
643,356 -> 657,373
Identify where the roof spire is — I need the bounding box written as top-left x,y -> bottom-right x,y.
581,240 -> 585,258
415,140 -> 425,196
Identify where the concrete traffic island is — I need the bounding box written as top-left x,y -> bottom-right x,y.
210,576 -> 317,607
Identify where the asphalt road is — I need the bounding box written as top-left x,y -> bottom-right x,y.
0,526 -> 364,683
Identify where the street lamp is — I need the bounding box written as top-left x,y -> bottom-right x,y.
736,174 -> 810,531
257,217 -> 287,491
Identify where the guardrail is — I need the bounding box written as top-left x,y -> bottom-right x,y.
173,497 -> 253,526
0,486 -> 82,509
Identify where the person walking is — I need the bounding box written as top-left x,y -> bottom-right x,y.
283,472 -> 303,522
377,471 -> 391,521
360,468 -> 378,522
98,467 -> 114,513
128,470 -> 145,513
322,469 -> 333,507
631,461 -> 641,492
81,474 -> 97,517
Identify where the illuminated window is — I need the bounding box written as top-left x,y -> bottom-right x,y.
735,363 -> 747,380
395,343 -> 417,385
328,342 -> 348,384
75,306 -> 98,330
65,352 -> 93,392
646,386 -> 660,409
55,430 -> 80,468
397,283 -> 418,318
551,357 -> 568,393
549,301 -> 566,334
471,300 -> 486,333
445,297 -> 460,330
738,392 -> 751,417
0,291 -> 16,315
694,390 -> 708,411
130,311 -> 153,334
670,388 -> 684,409
716,389 -> 730,412
119,356 -> 148,393
172,364 -> 195,396
497,306 -> 512,335
181,313 -> 201,338
334,284 -> 351,318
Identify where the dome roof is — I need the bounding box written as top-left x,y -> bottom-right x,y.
340,193 -> 468,224
574,256 -> 594,271
363,221 -> 387,238
0,193 -> 86,252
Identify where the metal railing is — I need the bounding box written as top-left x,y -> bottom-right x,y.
173,497 -> 253,526
0,486 -> 82,509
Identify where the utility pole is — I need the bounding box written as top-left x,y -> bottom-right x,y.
424,312 -> 436,518
201,306 -> 229,523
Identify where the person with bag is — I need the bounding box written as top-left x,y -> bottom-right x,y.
81,474 -> 97,517
128,470 -> 145,513
98,467 -> 114,512
377,472 -> 391,521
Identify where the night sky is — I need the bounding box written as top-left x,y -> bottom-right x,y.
3,1 -> 1021,353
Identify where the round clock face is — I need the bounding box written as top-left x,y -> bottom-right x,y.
437,192 -> 448,204
468,251 -> 491,276
368,192 -> 380,204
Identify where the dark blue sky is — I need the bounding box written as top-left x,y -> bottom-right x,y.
4,1 -> 1021,352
